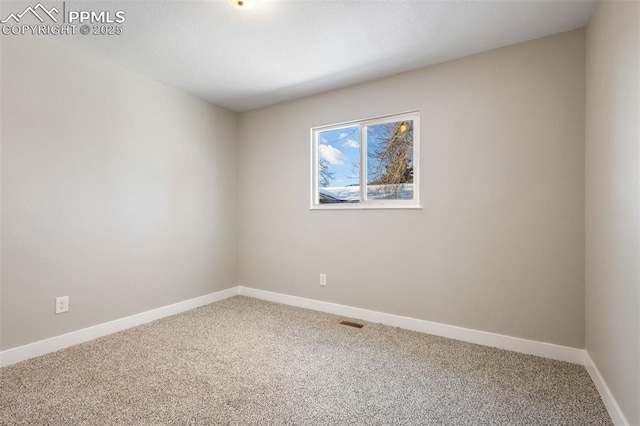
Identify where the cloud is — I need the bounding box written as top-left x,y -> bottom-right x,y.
342,139 -> 359,149
319,144 -> 345,166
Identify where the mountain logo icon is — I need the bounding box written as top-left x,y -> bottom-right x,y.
1,3 -> 59,24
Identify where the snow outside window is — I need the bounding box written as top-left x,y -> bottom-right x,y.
311,111 -> 420,209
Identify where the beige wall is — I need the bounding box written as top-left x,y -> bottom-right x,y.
239,30 -> 586,348
0,37 -> 239,350
586,1 -> 640,424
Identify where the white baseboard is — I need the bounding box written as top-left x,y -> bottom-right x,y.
584,352 -> 630,426
0,286 -> 584,366
0,286 -> 239,367
3,285 -> 626,424
238,286 -> 585,364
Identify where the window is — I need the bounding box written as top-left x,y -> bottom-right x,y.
311,111 -> 420,209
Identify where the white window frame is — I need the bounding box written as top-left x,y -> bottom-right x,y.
310,110 -> 421,210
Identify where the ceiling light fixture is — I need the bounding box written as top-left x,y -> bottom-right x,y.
228,0 -> 257,10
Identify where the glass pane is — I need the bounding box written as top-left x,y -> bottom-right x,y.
317,126 -> 360,204
366,120 -> 414,200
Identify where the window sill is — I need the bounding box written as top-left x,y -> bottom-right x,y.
310,204 -> 423,210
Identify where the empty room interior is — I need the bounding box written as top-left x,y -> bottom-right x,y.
0,0 -> 639,424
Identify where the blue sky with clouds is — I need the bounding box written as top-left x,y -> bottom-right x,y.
318,123 -> 399,188
318,126 -> 361,187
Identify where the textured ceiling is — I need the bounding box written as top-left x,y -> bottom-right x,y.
27,0 -> 596,111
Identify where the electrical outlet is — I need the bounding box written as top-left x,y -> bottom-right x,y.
55,296 -> 69,314
320,274 -> 327,286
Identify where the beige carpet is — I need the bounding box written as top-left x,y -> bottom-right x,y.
0,296 -> 611,425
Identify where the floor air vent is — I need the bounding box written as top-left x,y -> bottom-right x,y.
339,321 -> 364,329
